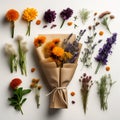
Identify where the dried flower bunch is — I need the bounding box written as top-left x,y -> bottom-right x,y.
95,33 -> 117,74
63,30 -> 86,63
4,43 -> 18,73
8,78 -> 31,115
60,8 -> 73,28
22,8 -> 38,36
80,13 -> 101,68
44,9 -> 56,23
99,11 -> 115,33
6,9 -> 19,38
42,37 -> 73,67
16,36 -> 28,75
30,78 -> 42,108
79,73 -> 93,114
96,74 -> 116,110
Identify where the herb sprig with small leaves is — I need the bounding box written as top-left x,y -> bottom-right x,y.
80,8 -> 90,24
96,74 -> 116,110
80,13 -> 101,68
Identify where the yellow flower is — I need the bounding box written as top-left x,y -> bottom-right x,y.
22,8 -> 38,22
52,46 -> 64,57
22,8 -> 38,36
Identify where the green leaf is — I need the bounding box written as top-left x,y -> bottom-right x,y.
22,89 -> 31,96
20,98 -> 27,106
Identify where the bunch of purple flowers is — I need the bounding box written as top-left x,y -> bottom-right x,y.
60,8 -> 73,28
44,9 -> 56,23
95,33 -> 117,74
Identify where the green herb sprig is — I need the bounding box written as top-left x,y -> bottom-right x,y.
96,74 -> 116,110
80,8 -> 90,24
8,87 -> 31,115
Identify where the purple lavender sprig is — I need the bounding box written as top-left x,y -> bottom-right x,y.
63,29 -> 86,63
60,8 -> 73,28
44,9 -> 56,23
95,33 -> 117,74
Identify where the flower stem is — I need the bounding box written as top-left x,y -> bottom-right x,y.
95,62 -> 101,74
26,21 -> 31,36
11,21 -> 14,38
19,105 -> 24,115
60,20 -> 65,28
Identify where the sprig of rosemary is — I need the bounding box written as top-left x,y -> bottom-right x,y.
8,87 -> 31,115
96,74 -> 116,110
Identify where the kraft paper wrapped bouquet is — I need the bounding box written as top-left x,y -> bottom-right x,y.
34,33 -> 83,108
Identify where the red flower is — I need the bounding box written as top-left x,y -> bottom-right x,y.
10,78 -> 22,89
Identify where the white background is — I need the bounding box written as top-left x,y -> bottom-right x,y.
0,0 -> 120,120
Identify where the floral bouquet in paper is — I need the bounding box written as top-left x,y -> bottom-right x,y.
34,33 -> 82,108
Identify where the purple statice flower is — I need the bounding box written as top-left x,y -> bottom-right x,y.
95,33 -> 117,74
60,8 -> 73,28
44,9 -> 56,23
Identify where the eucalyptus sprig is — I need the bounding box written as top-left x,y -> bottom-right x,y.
8,87 -> 31,115
96,74 -> 116,110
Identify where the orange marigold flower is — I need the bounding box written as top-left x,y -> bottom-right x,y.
34,36 -> 46,47
22,8 -> 38,22
52,46 -> 64,57
6,9 -> 19,21
10,78 -> 22,89
52,38 -> 60,44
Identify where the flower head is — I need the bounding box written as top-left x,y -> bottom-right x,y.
52,46 -> 64,57
34,36 -> 46,47
79,73 -> 93,114
60,8 -> 73,20
6,9 -> 19,38
95,33 -> 117,65
95,33 -> 117,74
6,9 -> 19,21
10,78 -> 22,89
5,43 -> 16,56
52,38 -> 60,44
22,8 -> 38,22
44,9 -> 56,23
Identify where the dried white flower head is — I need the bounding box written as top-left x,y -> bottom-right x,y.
5,43 -> 16,56
16,35 -> 23,42
21,42 -> 28,53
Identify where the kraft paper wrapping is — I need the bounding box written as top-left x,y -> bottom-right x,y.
36,34 -> 82,108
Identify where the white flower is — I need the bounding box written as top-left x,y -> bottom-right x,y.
16,35 -> 23,42
21,41 -> 28,53
5,43 -> 16,56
